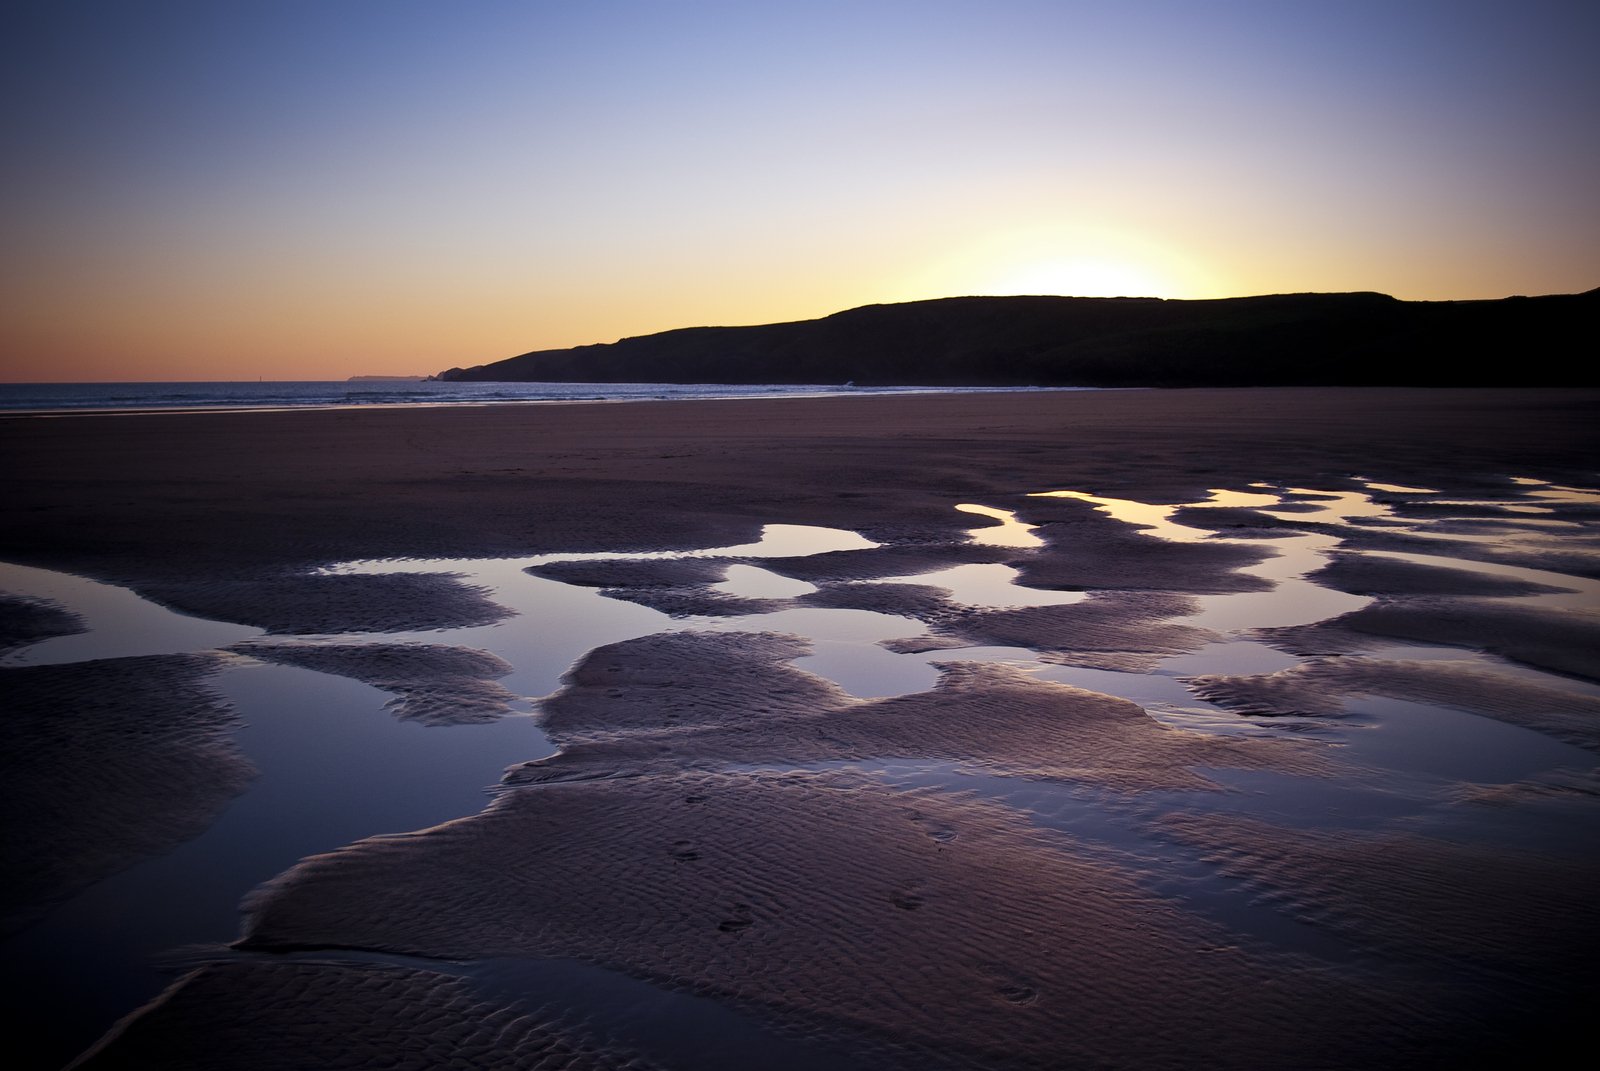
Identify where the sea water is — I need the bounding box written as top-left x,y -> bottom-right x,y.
0,381 -> 1092,414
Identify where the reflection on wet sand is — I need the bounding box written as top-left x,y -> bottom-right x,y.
3,475 -> 1598,1069
954,503 -> 1044,548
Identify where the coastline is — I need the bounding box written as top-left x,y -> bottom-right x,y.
3,386 -> 1598,1069
0,381 -> 1088,419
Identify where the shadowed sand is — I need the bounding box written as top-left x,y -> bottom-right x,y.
74,961 -> 661,1071
1186,657 -> 1600,750
231,642 -> 521,725
1155,812 -> 1600,1048
2,388 -> 1597,1068
0,594 -> 84,655
138,572 -> 512,635
0,655 -> 250,937
237,770 -> 1430,1070
1260,598 -> 1600,680
515,632 -> 1327,789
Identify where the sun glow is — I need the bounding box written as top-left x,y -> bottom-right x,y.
896,227 -> 1212,303
980,256 -> 1176,299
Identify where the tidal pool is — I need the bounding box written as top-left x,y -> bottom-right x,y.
3,477 -> 1597,1068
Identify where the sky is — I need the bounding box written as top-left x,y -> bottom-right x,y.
1,1 -> 1596,382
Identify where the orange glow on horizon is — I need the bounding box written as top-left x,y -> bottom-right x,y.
891,227 -> 1217,305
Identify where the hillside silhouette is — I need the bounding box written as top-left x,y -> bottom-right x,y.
438,290 -> 1598,387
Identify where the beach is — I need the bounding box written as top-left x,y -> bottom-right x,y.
5,387 -> 1596,574
3,387 -> 1598,1069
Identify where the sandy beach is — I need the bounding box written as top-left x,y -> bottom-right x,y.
3,387 -> 1598,1069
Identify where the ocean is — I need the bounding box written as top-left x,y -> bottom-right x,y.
0,380 -> 1085,414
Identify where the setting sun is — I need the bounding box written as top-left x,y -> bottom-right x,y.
979,256 -> 1177,299
894,226 -> 1213,304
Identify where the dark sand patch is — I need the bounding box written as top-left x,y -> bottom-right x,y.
759,541 -> 1011,583
520,631 -> 1325,791
1455,767 -> 1600,806
842,662 -> 1330,788
0,655 -> 249,937
598,587 -> 786,618
1184,657 -> 1600,750
1260,598 -> 1600,681
880,634 -> 972,654
527,558 -> 789,618
526,557 -> 732,589
1156,812 -> 1600,1048
0,592 -> 84,655
1385,500 -> 1559,521
1298,524 -> 1600,580
1167,505 -> 1305,533
75,960 -> 658,1071
238,771 -> 1418,1070
1387,498 -> 1600,524
797,581 -> 955,620
233,642 -> 522,726
138,572 -> 512,635
1462,542 -> 1600,581
539,632 -> 852,745
936,591 -> 1213,672
1015,509 -> 1274,594
1308,552 -> 1569,597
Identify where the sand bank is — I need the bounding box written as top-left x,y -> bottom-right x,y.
0,594 -> 83,655
239,770 -> 1424,1070
231,642 -> 520,726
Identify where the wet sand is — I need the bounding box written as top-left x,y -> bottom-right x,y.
3,388 -> 1598,1069
4,388 -> 1595,581
0,655 -> 250,938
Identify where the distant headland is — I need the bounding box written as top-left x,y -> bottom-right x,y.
436,290 -> 1598,387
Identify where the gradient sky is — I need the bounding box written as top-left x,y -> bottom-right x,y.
2,1 -> 1596,381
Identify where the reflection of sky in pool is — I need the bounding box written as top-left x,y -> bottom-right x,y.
954,502 -> 1044,547
3,473 -> 1597,1066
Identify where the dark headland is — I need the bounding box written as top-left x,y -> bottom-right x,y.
438,289 -> 1598,386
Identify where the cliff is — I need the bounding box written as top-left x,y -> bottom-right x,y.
438,290 -> 1598,387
